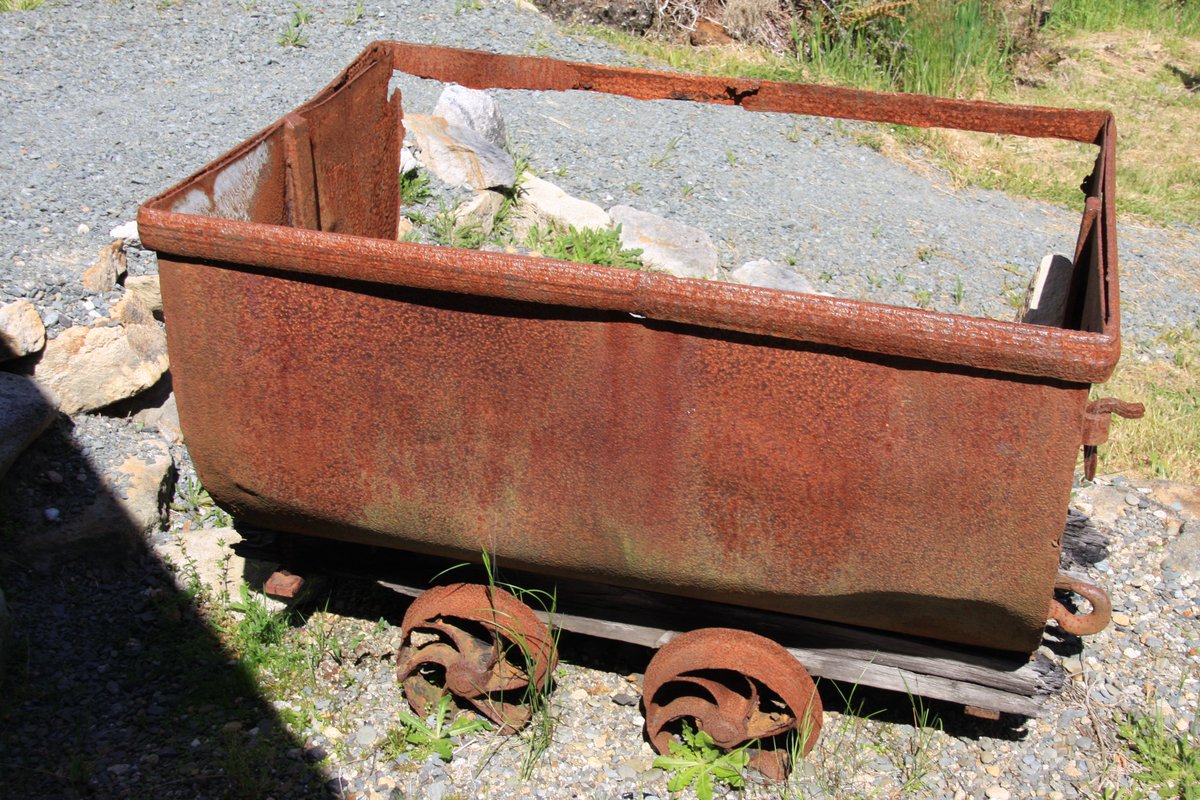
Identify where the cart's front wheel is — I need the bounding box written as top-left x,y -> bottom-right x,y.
396,583 -> 557,734
642,627 -> 823,781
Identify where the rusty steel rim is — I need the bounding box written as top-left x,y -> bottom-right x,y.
396,583 -> 558,734
642,627 -> 823,781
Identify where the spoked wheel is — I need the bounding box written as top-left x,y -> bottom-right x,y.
396,583 -> 557,734
643,628 -> 823,781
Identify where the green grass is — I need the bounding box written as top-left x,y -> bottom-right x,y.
223,584 -> 299,672
398,167 -> 432,208
1118,712 -> 1200,799
1047,0 -> 1200,35
889,0 -> 1013,97
0,0 -> 43,10
1101,324 -> 1200,483
277,2 -> 311,48
524,224 -> 645,271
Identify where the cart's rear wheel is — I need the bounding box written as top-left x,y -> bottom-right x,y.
642,627 -> 822,781
396,583 -> 557,734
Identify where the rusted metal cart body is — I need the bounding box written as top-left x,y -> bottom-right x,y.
140,43 -> 1125,664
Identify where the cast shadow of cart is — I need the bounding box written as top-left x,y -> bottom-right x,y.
0,366 -> 327,799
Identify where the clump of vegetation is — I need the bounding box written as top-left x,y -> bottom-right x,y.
653,721 -> 752,800
383,693 -> 493,764
1118,711 -> 1200,799
277,2 -> 311,48
524,224 -> 645,270
0,0 -> 43,11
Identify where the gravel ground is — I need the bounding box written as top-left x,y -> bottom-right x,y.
1,1 -> 1198,799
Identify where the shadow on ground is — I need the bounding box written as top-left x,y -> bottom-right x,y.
0,388 -> 327,799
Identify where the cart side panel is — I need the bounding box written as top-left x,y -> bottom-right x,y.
160,257 -> 1082,653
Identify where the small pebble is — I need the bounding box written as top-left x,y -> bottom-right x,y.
985,786 -> 1010,800
43,507 -> 60,522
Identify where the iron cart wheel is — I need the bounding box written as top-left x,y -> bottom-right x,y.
396,583 -> 558,734
642,627 -> 823,781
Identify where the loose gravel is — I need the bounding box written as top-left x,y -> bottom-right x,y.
2,1 -> 1198,799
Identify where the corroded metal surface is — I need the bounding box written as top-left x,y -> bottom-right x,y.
396,583 -> 557,733
1048,573 -> 1113,637
140,42 -> 1130,654
643,628 -> 823,779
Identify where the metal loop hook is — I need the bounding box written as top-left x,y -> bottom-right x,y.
1048,572 -> 1112,636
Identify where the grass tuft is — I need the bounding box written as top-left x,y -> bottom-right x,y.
0,0 -> 43,10
523,224 -> 645,271
1118,711 -> 1200,798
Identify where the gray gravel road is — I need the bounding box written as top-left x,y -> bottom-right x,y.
1,2 -> 1198,800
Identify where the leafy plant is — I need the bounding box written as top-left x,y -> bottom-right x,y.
953,275 -> 965,306
913,288 -> 932,309
342,0 -> 362,25
171,476 -> 233,528
0,0 -> 43,10
225,584 -> 294,671
429,202 -> 485,250
277,2 -> 311,48
1118,710 -> 1199,798
399,168 -> 432,206
654,721 -> 751,800
524,224 -> 644,271
389,692 -> 492,763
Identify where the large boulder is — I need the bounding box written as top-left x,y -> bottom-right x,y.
405,113 -> 515,191
609,205 -> 719,280
516,175 -> 611,237
32,321 -> 169,414
433,84 -> 507,150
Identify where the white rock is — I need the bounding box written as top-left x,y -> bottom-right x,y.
433,84 -> 507,149
399,146 -> 419,176
109,220 -> 139,241
404,113 -> 515,190
0,373 -> 57,480
609,205 -> 719,280
730,259 -> 819,295
32,321 -> 170,414
517,175 -> 611,234
0,299 -> 46,360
